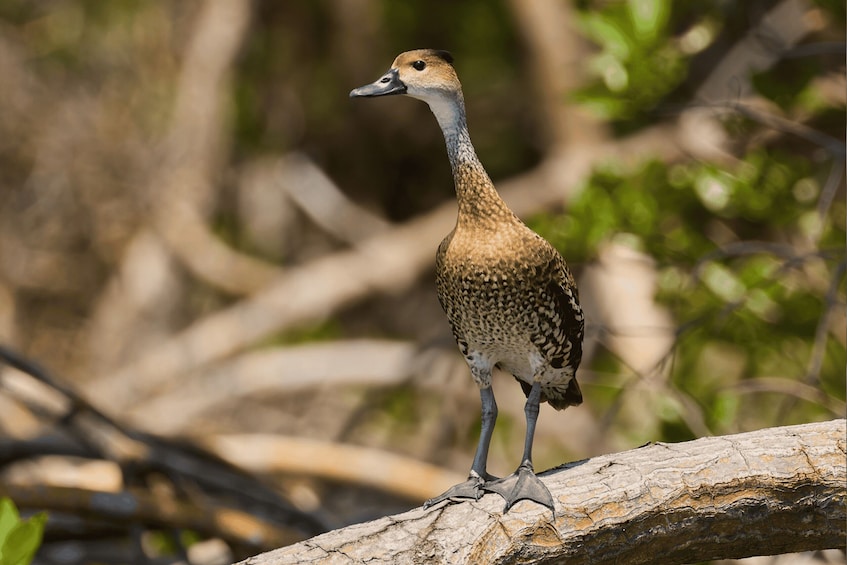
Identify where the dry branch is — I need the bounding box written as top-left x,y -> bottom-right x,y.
278,153 -> 392,243
506,0 -> 607,146
1,484 -> 302,550
694,0 -> 815,103
239,419 -> 846,565
86,0 -> 258,373
202,434 -> 465,502
152,0 -> 276,295
131,340 -> 422,433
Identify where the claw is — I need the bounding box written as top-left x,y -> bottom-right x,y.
483,462 -> 555,514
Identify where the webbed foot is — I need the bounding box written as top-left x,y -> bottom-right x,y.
483,462 -> 554,514
423,472 -> 490,509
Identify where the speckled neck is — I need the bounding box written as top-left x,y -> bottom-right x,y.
426,94 -> 513,226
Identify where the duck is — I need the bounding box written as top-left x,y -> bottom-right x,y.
350,49 -> 584,514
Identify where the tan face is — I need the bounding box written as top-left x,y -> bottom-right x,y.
390,50 -> 461,101
349,49 -> 461,103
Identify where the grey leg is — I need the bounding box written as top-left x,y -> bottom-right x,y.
519,379 -> 541,464
470,385 -> 497,479
484,381 -> 555,513
423,386 -> 498,509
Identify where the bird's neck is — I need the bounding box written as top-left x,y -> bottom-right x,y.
427,96 -> 512,227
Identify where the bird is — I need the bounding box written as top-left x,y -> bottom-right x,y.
350,49 -> 584,514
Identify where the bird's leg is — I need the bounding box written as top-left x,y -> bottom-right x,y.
483,381 -> 555,513
423,386 -> 498,508
470,385 -> 499,481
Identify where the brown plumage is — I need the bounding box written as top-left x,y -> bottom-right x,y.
351,49 -> 583,513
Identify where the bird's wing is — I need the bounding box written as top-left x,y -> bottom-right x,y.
527,245 -> 585,409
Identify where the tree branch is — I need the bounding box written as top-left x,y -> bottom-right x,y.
239,419 -> 846,565
200,434 -> 466,502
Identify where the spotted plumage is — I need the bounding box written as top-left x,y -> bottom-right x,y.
351,49 -> 584,514
436,198 -> 583,410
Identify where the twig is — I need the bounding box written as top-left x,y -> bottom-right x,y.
778,258 -> 847,420
1,484 -> 301,551
734,377 -> 845,416
817,157 -> 845,224
804,259 -> 847,386
725,100 -> 846,158
0,344 -> 330,537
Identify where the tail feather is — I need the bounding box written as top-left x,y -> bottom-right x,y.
515,376 -> 583,410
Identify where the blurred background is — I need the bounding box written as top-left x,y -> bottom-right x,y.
0,0 -> 844,563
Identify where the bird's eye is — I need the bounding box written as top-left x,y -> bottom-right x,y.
412,60 -> 426,71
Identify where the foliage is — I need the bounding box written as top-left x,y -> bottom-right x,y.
0,499 -> 45,565
531,0 -> 846,440
533,151 -> 844,437
571,0 -> 701,131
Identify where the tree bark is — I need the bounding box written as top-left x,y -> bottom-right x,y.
239,419 -> 846,565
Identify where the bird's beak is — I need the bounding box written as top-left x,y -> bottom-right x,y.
350,68 -> 407,98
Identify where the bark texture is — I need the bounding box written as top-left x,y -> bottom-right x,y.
239,419 -> 846,565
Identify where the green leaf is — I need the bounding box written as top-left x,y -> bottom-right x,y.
0,500 -> 45,565
713,392 -> 741,429
1,513 -> 46,565
627,0 -> 670,42
0,498 -> 19,549
571,91 -> 632,120
576,12 -> 632,60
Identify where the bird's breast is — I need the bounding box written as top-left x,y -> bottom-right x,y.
436,234 -> 549,359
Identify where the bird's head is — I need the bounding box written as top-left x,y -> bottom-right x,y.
350,49 -> 463,119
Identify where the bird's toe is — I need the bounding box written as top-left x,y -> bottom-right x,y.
423,474 -> 486,509
483,462 -> 555,514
